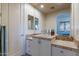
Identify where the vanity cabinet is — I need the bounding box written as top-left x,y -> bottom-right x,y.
31,38 -> 51,56
26,37 -> 40,56
31,38 -> 40,56
40,39 -> 51,56
26,37 -> 51,56
52,46 -> 76,56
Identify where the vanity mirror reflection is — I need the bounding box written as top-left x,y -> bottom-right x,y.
28,15 -> 39,31
35,17 -> 39,31
28,15 -> 34,30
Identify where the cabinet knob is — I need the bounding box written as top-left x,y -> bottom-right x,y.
60,51 -> 64,53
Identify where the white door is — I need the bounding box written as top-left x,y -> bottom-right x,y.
8,4 -> 25,56
40,39 -> 51,56
20,4 -> 26,55
31,38 -> 39,56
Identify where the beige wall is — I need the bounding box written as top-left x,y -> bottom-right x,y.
45,8 -> 71,34
72,3 -> 79,41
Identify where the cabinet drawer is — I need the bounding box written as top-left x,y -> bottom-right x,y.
52,46 -> 76,56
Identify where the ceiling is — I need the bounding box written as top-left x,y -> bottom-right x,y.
31,3 -> 71,15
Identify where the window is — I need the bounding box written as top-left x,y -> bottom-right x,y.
65,22 -> 70,31
59,22 -> 65,31
59,21 -> 70,32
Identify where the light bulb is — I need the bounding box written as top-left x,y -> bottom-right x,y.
40,5 -> 44,8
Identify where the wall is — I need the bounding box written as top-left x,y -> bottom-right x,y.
72,3 -> 79,41
45,8 -> 71,34
24,4 -> 45,34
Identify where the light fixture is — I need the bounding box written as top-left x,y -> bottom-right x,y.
40,5 -> 44,8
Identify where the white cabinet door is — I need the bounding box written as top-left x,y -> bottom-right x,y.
30,38 -> 51,56
62,49 -> 76,56
31,38 -> 40,56
52,46 -> 76,56
26,39 -> 32,55
40,39 -> 51,56
52,46 -> 63,56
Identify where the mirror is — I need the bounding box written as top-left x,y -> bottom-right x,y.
28,15 -> 34,30
35,17 -> 39,30
28,15 -> 39,31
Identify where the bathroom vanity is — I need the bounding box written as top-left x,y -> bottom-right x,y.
26,34 -> 78,56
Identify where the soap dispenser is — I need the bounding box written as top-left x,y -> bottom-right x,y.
51,29 -> 55,36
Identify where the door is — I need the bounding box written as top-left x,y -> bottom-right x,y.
8,4 -> 25,55
20,4 -> 25,55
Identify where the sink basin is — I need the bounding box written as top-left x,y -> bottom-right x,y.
55,36 -> 74,41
